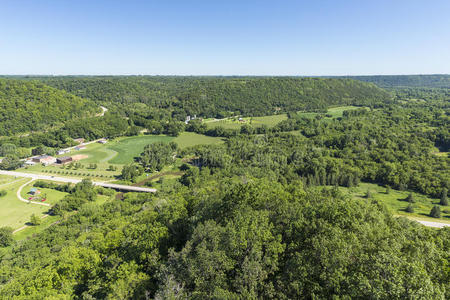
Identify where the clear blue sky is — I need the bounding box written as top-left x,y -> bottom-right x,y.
0,0 -> 449,75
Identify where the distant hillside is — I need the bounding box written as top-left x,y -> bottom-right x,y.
0,79 -> 99,135
337,74 -> 450,89
33,76 -> 390,117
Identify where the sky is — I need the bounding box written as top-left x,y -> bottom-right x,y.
0,0 -> 449,75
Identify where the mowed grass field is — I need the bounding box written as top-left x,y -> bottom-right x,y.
173,132 -> 224,148
0,177 -> 57,229
205,114 -> 288,129
339,182 -> 450,224
108,135 -> 175,164
297,106 -> 363,119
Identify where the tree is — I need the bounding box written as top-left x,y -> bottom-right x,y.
138,142 -> 178,172
385,186 -> 391,194
440,188 -> 448,206
30,214 -> 41,226
430,206 -> 441,218
405,204 -> 414,213
0,226 -> 14,247
121,164 -> 144,182
0,155 -> 22,170
406,193 -> 415,203
365,189 -> 373,198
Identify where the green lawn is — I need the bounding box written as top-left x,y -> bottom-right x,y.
20,181 -> 67,206
297,106 -> 363,119
173,132 -> 224,148
205,114 -> 288,129
0,177 -> 60,229
339,182 -> 450,224
108,135 -> 175,164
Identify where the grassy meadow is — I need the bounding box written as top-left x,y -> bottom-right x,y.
339,182 -> 450,224
0,177 -> 53,229
205,114 -> 288,129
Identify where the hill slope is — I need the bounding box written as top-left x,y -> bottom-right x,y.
0,79 -> 99,135
337,74 -> 450,89
35,76 -> 391,117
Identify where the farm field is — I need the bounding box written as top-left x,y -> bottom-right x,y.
339,182 -> 450,224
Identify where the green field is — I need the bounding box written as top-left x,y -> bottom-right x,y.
297,106 -> 363,119
204,106 -> 363,130
339,182 -> 450,224
205,114 -> 288,129
108,135 -> 175,164
173,132 -> 224,148
0,177 -> 58,229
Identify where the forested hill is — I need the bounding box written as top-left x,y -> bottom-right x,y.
336,74 -> 450,89
32,76 -> 390,117
0,79 -> 99,135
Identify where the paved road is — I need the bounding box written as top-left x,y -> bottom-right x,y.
0,170 -> 156,193
415,220 -> 450,228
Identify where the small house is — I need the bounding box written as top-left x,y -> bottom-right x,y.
74,146 -> 86,151
32,155 -> 56,165
24,160 -> 36,166
57,156 -> 72,164
97,139 -> 107,144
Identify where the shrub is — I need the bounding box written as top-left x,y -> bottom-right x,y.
440,188 -> 448,206
405,193 -> 415,203
430,206 -> 441,218
405,204 -> 414,213
0,227 -> 14,247
30,214 -> 41,226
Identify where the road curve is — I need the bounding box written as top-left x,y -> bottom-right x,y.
0,170 -> 156,193
16,178 -> 51,207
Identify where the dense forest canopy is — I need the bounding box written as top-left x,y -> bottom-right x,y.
335,74 -> 450,89
17,76 -> 391,117
0,79 -> 99,135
